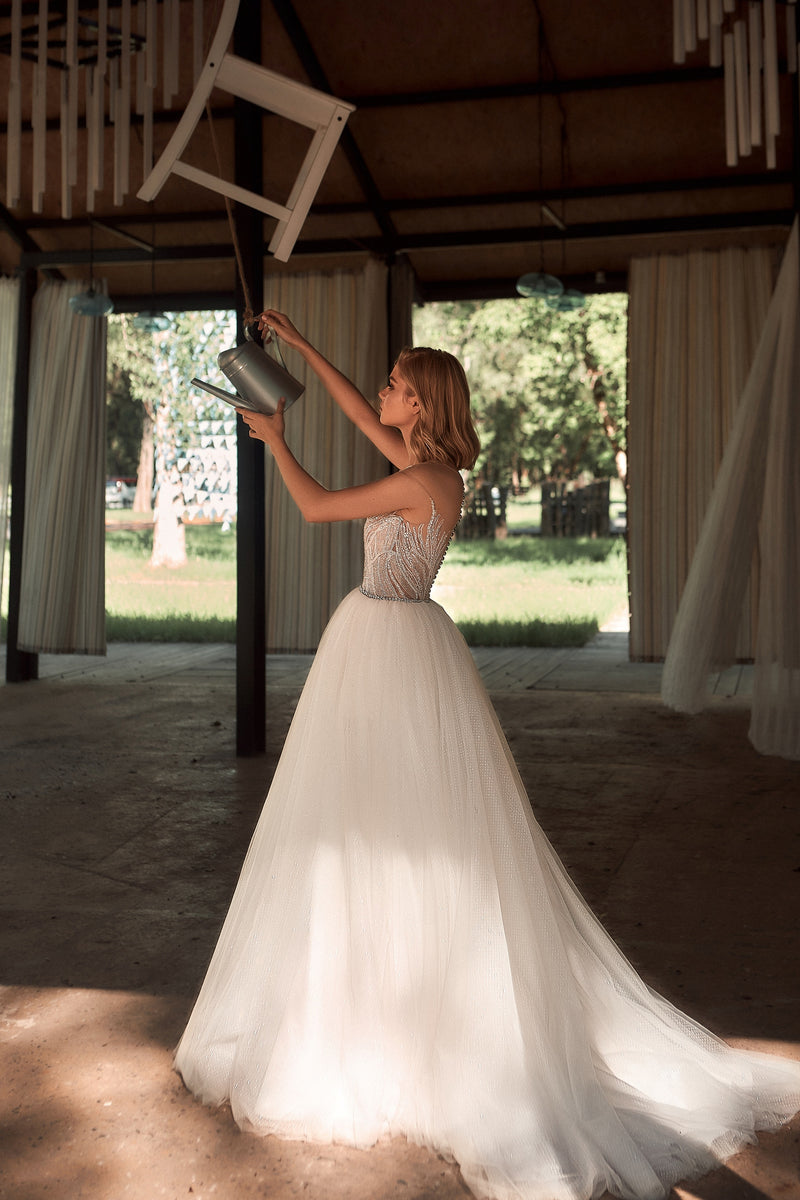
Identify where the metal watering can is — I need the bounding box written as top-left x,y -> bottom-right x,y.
192,326 -> 304,414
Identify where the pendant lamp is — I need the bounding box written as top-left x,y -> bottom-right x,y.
133,216 -> 171,331
545,288 -> 586,312
69,220 -> 114,317
516,271 -> 564,300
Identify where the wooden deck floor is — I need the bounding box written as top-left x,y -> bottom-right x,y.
2,631 -> 753,699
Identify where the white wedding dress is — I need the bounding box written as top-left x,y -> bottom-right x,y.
176,491 -> 800,1200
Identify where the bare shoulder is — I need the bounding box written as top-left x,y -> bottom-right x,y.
405,462 -> 465,522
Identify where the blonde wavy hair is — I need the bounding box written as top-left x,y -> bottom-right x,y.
395,346 -> 480,470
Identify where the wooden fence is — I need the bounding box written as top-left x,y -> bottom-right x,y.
540,480 -> 610,537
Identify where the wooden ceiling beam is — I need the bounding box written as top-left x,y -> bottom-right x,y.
345,65 -> 725,110
20,207 -> 791,270
18,168 -> 793,238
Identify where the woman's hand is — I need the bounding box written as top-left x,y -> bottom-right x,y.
257,309 -> 306,350
237,398 -> 287,449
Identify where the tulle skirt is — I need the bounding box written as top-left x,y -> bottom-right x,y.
175,589 -> 800,1200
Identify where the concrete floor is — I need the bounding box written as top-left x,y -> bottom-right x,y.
1,639 -> 799,1200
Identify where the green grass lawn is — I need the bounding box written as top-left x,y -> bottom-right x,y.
102,520 -> 628,648
105,522 -> 237,642
435,535 -> 627,646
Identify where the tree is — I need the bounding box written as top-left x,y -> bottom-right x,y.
106,310 -> 237,566
413,294 -> 628,487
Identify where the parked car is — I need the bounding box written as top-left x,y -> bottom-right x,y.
105,477 -> 136,509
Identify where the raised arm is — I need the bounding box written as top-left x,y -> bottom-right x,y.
257,310 -> 410,469
238,400 -> 443,526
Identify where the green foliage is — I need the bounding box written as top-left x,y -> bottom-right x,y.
413,294 -> 628,486
106,369 -> 144,477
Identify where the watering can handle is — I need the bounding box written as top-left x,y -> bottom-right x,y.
245,320 -> 290,371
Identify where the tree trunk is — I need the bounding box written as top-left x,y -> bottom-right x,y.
150,399 -> 187,569
134,402 -> 154,513
150,469 -> 187,568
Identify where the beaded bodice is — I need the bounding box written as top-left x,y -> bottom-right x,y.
360,501 -> 455,602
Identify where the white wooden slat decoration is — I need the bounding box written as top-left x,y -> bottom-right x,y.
145,0 -> 157,87
32,0 -> 48,213
734,19 -> 751,157
67,2 -> 79,189
143,60 -> 154,179
111,56 -> 124,205
85,66 -> 96,211
60,67 -> 72,219
94,61 -> 105,193
749,3 -> 762,147
696,0 -> 709,41
723,32 -> 738,166
763,0 -> 780,138
97,0 -> 108,78
673,0 -> 686,63
4,0 -> 350,257
163,0 -> 178,106
6,0 -> 22,209
682,0 -> 697,54
675,0 -> 791,168
136,0 -> 146,113
119,0 -> 132,197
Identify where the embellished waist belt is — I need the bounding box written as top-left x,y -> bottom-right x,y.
359,585 -> 429,604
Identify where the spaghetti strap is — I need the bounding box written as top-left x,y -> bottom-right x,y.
401,463 -> 464,511
401,467 -> 437,508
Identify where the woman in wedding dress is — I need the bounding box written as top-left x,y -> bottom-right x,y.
175,310 -> 800,1200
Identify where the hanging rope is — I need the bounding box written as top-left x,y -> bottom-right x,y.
205,98 -> 255,329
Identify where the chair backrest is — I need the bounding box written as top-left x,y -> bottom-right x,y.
137,0 -> 354,261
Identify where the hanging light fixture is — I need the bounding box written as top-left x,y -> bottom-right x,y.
133,216 -> 171,332
69,219 -> 114,317
516,13 -> 584,309
545,288 -> 586,312
517,270 -> 564,300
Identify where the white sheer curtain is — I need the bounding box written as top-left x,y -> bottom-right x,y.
261,259 -> 390,651
661,221 -> 800,760
0,277 -> 19,616
17,281 -> 107,655
627,242 -> 775,661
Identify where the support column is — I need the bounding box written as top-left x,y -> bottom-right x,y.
234,4 -> 266,755
6,267 -> 38,683
387,253 -> 416,371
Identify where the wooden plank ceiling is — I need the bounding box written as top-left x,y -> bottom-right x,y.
0,0 -> 796,306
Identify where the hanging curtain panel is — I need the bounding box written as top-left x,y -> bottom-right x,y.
661,221 -> 800,760
261,259 -> 390,652
627,241 -> 775,662
0,276 -> 20,615
17,281 -> 107,655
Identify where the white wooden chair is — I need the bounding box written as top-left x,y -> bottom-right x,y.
137,0 -> 354,261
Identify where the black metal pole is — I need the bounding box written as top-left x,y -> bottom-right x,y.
234,3 -> 266,756
6,268 -> 38,683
